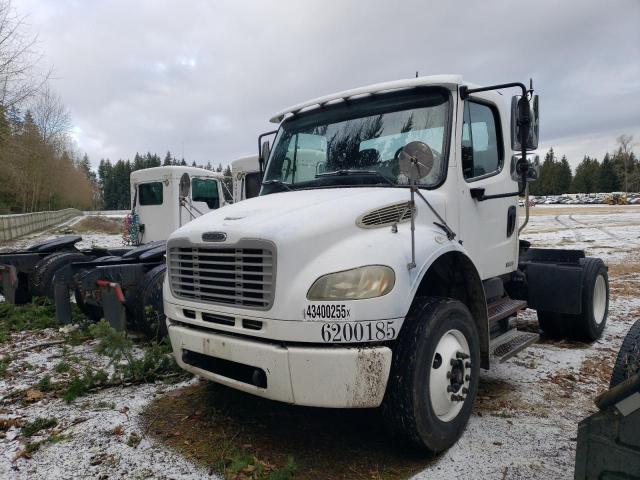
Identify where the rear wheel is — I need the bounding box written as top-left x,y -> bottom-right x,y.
610,319 -> 640,388
74,256 -> 121,322
382,297 -> 480,453
32,252 -> 87,299
536,258 -> 608,341
134,265 -> 167,341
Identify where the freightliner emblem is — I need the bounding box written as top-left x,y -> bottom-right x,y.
202,232 -> 227,242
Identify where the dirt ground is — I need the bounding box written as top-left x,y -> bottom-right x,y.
1,206 -> 639,479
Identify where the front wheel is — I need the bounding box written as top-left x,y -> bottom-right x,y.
382,297 -> 480,454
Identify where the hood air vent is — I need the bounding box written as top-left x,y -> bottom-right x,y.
356,201 -> 415,229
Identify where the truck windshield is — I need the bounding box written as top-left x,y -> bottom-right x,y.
262,88 -> 450,193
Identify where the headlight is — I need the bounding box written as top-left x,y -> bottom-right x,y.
307,265 -> 395,300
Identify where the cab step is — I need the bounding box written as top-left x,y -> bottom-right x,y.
490,328 -> 539,363
488,297 -> 527,325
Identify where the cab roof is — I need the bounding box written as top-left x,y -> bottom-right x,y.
269,74 -> 492,123
130,166 -> 223,183
231,155 -> 259,173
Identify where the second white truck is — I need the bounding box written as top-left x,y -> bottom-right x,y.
163,75 -> 609,453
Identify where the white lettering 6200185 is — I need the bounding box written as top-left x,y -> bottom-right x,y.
320,321 -> 396,343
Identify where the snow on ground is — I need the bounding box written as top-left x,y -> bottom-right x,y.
1,206 -> 639,479
0,214 -> 125,253
416,206 -> 640,479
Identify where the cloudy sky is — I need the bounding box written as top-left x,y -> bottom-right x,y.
18,0 -> 640,169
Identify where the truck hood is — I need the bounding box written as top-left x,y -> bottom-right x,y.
171,187 -> 441,245
166,187 -> 455,322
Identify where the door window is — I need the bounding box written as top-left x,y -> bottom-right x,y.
192,178 -> 220,209
139,182 -> 163,205
462,101 -> 502,180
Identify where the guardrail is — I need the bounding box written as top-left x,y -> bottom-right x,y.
0,208 -> 82,242
82,210 -> 129,216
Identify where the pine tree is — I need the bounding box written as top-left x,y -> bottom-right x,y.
557,156 -> 573,193
572,156 -> 600,193
536,148 -> 557,195
598,153 -> 620,192
163,151 -> 173,166
222,165 -> 233,201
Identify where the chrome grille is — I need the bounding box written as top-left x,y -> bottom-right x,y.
168,242 -> 275,309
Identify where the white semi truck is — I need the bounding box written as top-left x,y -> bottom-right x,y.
231,155 -> 261,202
163,75 -> 609,453
1,165 -> 228,338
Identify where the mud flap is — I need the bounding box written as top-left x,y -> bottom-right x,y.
524,263 -> 583,314
97,280 -> 127,331
0,264 -> 18,303
54,265 -> 73,324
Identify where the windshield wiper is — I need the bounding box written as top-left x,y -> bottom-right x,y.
262,179 -> 293,191
316,169 -> 395,186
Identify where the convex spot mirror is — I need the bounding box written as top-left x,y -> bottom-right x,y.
179,172 -> 191,198
511,154 -> 540,183
398,141 -> 434,181
511,94 -> 539,151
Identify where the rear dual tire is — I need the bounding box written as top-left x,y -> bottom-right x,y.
382,297 -> 480,454
537,258 -> 608,342
131,264 -> 167,341
32,252 -> 87,299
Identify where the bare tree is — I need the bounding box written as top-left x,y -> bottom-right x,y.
616,134 -> 636,193
0,0 -> 49,108
31,85 -> 71,146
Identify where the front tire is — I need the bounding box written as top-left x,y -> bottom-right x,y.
382,297 -> 480,454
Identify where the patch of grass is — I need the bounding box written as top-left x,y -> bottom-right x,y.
37,374 -> 54,392
0,297 -> 90,344
142,383 -> 433,480
0,355 -> 10,378
0,297 -> 58,343
126,432 -> 141,448
89,320 -> 183,383
24,439 -> 45,455
71,216 -> 122,235
22,433 -> 69,457
62,368 -> 109,403
269,457 -> 297,480
22,417 -> 58,437
95,400 -> 116,410
53,361 -> 71,373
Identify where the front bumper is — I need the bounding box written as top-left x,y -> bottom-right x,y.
168,322 -> 392,408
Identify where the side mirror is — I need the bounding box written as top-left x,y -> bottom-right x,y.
260,141 -> 270,166
398,141 -> 434,181
511,154 -> 540,183
511,94 -> 539,151
179,172 -> 191,198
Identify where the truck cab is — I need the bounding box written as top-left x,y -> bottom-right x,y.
231,155 -> 261,203
163,75 -> 609,454
129,166 -> 227,244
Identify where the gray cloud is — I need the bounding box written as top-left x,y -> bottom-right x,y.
20,0 -> 640,168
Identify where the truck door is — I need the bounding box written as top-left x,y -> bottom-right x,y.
191,177 -> 223,215
137,181 -> 173,242
457,99 -> 518,280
